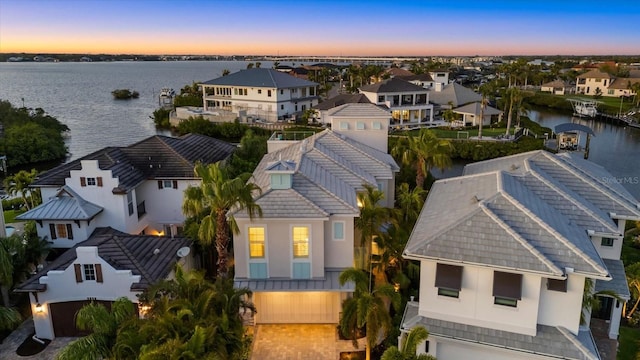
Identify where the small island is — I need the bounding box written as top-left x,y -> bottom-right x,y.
111,89 -> 139,100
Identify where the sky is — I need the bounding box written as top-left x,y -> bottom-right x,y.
1,0 -> 639,57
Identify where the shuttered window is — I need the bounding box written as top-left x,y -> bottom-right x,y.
435,263 -> 463,298
80,177 -> 86,187
493,271 -> 523,307
97,177 -> 103,187
547,278 -> 567,292
49,224 -> 57,239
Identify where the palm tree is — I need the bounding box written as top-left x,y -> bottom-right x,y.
182,162 -> 262,278
477,83 -> 493,140
581,278 -> 622,325
628,81 -> 640,107
505,87 -> 520,138
381,326 -> 436,360
625,262 -> 640,319
355,184 -> 391,271
392,129 -> 453,189
395,183 -> 426,226
339,268 -> 401,360
56,297 -> 137,360
0,235 -> 22,307
3,169 -> 39,210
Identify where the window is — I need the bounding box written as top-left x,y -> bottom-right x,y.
49,223 -> 73,240
84,264 -> 96,280
292,226 -> 309,258
435,263 -> 463,298
249,227 -> 265,258
333,222 -> 344,241
268,90 -> 272,97
608,89 -> 614,95
280,105 -> 284,110
340,122 -> 349,130
158,180 -> 178,189
378,95 -> 385,102
80,176 -> 103,187
356,122 -> 365,130
258,89 -> 262,94
280,89 -> 284,95
493,271 -> 522,307
372,122 -> 382,130
127,191 -> 134,216
601,237 -> 615,247
74,263 -> 103,283
547,278 -> 567,292
87,177 -> 96,186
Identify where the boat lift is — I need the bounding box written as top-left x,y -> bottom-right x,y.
554,123 -> 595,159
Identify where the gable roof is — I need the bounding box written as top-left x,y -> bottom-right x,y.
16,227 -> 191,292
359,78 -> 426,93
200,68 -> 318,88
326,103 -> 391,118
608,77 -> 640,90
234,129 -> 398,218
577,69 -> 613,79
428,82 -> 482,107
313,94 -> 372,111
384,68 -> 414,77
541,79 -> 570,88
32,134 -> 236,193
16,186 -> 103,221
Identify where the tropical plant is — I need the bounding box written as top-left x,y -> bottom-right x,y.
395,183 -> 426,226
339,268 -> 401,360
624,262 -> 640,319
222,69 -> 231,76
55,297 -> 138,360
505,87 -> 520,137
3,168 -> 40,210
111,89 -> 139,100
0,234 -> 22,307
182,162 -> 262,278
581,278 -> 622,325
0,305 -> 21,330
629,81 -> 640,107
392,129 -> 453,189
355,184 -> 391,271
381,326 -> 436,360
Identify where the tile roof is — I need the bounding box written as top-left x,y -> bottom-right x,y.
16,186 -> 103,221
542,79 -> 571,88
234,268 -> 354,292
359,78 -> 426,93
401,302 -> 600,360
453,102 -> 502,116
313,94 -> 372,111
608,78 -> 640,90
200,68 -> 318,88
325,103 -> 391,118
396,73 -> 434,82
596,259 -> 630,299
16,227 -> 191,292
32,134 -> 236,193
577,69 -> 613,79
234,129 -> 398,218
427,83 -> 482,107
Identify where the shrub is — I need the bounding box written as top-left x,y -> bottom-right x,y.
151,108 -> 171,129
111,89 -> 139,100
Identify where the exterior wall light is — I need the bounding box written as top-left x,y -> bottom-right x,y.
35,303 -> 44,313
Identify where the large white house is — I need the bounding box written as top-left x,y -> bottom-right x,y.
17,134 -> 236,247
575,69 -> 640,98
199,68 -> 320,122
359,78 -> 435,125
401,150 -> 639,359
232,105 -> 398,324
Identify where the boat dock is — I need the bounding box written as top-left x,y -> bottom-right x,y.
597,112 -> 640,129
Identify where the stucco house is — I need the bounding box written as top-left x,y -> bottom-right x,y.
233,107 -> 398,324
199,68 -> 319,122
576,69 -> 614,96
359,77 -> 435,126
451,101 -> 502,127
400,150 -> 639,359
312,93 -> 372,125
15,227 -> 193,340
17,134 -> 236,247
541,79 -> 573,95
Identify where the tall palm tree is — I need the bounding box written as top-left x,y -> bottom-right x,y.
392,129 -> 453,189
477,83 -> 493,140
381,326 -> 436,360
355,184 -> 391,271
339,268 -> 401,360
395,183 -> 426,226
3,169 -> 39,210
56,297 -> 137,360
0,235 -> 22,307
505,87 -> 520,138
182,162 -> 262,278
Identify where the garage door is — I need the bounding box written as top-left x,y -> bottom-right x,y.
50,300 -> 112,337
254,292 -> 341,324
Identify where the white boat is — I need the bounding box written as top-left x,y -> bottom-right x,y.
159,87 -> 175,98
567,99 -> 598,117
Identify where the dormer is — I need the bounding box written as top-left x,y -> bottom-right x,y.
266,159 -> 296,189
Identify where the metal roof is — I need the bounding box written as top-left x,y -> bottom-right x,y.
234,268 -> 354,292
200,68 -> 317,88
17,186 -> 103,221
555,123 -> 596,136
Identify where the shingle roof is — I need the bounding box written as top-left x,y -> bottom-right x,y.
359,78 -> 426,93
16,227 -> 191,292
200,68 -> 318,88
542,79 -> 570,88
396,73 -> 434,82
313,94 -> 372,111
235,268 -> 354,292
608,78 -> 640,90
32,134 -> 236,193
234,129 -> 398,218
427,83 -> 482,107
16,186 -> 103,221
401,302 -> 600,360
577,69 -> 613,79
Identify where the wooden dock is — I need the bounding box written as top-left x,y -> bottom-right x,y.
596,112 -> 640,129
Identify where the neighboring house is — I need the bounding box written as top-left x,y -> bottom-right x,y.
232,114 -> 399,324
396,73 -> 436,90
401,150 -> 639,359
15,227 -> 193,340
452,102 -> 502,126
541,80 -> 573,95
576,69 -> 614,96
312,93 -> 372,124
17,134 -> 236,248
606,78 -> 640,98
428,70 -> 450,88
427,82 -> 482,109
359,77 -> 435,125
199,68 -> 319,122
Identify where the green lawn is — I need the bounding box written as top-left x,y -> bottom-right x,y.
401,127 -> 516,139
618,326 -> 640,360
3,209 -> 24,224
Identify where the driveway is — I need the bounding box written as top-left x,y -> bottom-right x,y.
251,324 -> 363,360
0,318 -> 75,360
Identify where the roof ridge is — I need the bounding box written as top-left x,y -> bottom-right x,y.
156,135 -> 196,171
325,131 -> 389,168
556,327 -> 599,360
112,236 -> 154,283
496,178 -> 607,277
268,68 -> 277,87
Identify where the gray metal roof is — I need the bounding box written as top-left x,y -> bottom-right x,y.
401,302 -> 600,360
326,103 -> 391,118
427,83 -> 482,107
201,68 -> 317,88
596,259 -> 631,299
17,186 -> 103,221
16,227 -> 191,292
359,77 -> 427,93
234,268 -> 354,292
555,123 -> 596,136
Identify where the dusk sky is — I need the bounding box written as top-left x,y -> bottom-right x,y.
1,0 -> 639,56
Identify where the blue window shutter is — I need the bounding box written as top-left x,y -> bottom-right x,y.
293,263 -> 310,279
249,263 -> 267,279
333,222 -> 344,240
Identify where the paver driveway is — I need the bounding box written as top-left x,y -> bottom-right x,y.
251,324 -> 340,360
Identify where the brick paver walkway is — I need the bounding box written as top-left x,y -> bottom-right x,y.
251,324 -> 343,360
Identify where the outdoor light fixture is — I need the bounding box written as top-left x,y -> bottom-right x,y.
35,303 -> 43,313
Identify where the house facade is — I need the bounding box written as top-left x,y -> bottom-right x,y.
15,228 -> 193,340
541,80 -> 573,95
233,113 -> 398,324
359,78 -> 434,125
200,68 -> 319,122
18,134 -> 236,248
401,150 -> 639,359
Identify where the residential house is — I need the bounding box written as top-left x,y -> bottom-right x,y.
359,77 -> 434,125
200,68 -> 319,122
233,111 -> 398,324
606,78 -> 640,98
396,73 -> 436,90
427,82 -> 482,109
15,227 -> 193,340
452,102 -> 502,127
401,150 -> 639,359
312,93 -> 372,125
576,69 -> 614,96
541,80 -> 573,95
17,134 -> 236,248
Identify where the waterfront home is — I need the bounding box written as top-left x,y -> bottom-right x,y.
359,77 -> 435,125
401,150 -> 639,359
17,134 -> 236,248
541,79 -> 573,95
427,82 -> 482,109
607,78 -> 640,98
451,101 -> 502,127
576,69 -> 614,96
312,93 -> 372,124
199,68 -> 319,123
232,110 -> 398,324
15,227 -> 193,340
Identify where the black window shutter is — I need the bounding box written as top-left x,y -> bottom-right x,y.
49,224 -> 57,239
66,224 -> 74,240
172,180 -> 178,189
158,180 -> 163,189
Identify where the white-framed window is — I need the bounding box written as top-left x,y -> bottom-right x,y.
372,122 -> 382,130
80,176 -> 102,187
49,223 -> 73,240
333,222 -> 345,241
356,122 -> 365,130
87,177 -> 96,186
601,237 -> 615,247
84,264 -> 96,281
249,227 -> 265,258
127,191 -> 134,216
292,226 -> 309,258
158,180 -> 178,189
340,122 -> 349,130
